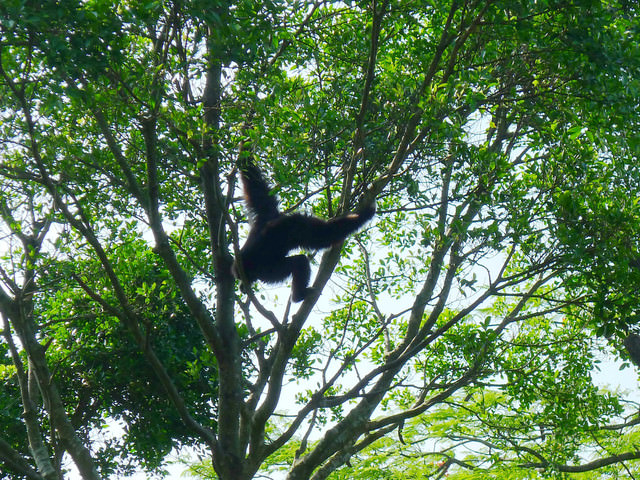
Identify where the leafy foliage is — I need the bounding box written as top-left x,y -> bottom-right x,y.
0,0 -> 639,479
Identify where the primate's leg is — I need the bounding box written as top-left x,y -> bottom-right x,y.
287,255 -> 312,302
252,254 -> 311,302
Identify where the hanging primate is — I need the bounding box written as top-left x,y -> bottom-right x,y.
232,159 -> 375,302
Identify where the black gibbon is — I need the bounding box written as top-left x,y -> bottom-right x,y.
232,159 -> 375,302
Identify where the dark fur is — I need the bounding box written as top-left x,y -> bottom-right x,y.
233,161 -> 375,302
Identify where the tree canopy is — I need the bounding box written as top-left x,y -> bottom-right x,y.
1,0 -> 640,479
